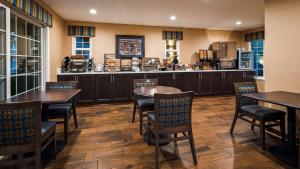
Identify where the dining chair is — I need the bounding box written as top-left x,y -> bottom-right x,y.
230,82 -> 286,149
132,78 -> 158,135
147,91 -> 197,169
0,101 -> 56,169
46,81 -> 78,143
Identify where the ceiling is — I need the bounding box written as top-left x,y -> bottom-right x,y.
43,0 -> 264,31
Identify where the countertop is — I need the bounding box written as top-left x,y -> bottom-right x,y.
57,69 -> 254,75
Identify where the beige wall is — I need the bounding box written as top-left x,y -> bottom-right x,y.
63,21 -> 244,67
38,0 -> 65,81
265,0 -> 300,93
49,13 -> 65,81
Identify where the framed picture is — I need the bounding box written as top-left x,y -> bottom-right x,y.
116,35 -> 145,58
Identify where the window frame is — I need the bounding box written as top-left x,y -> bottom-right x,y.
0,3 -> 48,99
164,39 -> 180,61
72,36 -> 92,59
250,39 -> 264,79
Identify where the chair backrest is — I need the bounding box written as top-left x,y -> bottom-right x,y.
234,82 -> 258,110
133,78 -> 158,89
154,91 -> 194,129
0,101 -> 41,147
46,81 -> 78,91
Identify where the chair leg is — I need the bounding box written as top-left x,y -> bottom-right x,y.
230,111 -> 239,134
64,114 -> 69,144
132,101 -> 137,123
72,108 -> 78,129
139,110 -> 143,135
174,133 -> 178,147
280,117 -> 286,145
154,132 -> 160,169
259,121 -> 265,150
188,130 -> 198,165
251,119 -> 256,130
35,149 -> 41,169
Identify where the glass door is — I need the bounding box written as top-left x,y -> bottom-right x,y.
0,5 -> 8,101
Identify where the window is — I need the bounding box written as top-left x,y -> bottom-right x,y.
165,40 -> 180,62
10,14 -> 42,97
0,6 -> 7,101
251,39 -> 264,77
73,37 -> 92,59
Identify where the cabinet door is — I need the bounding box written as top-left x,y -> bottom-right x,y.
111,74 -> 130,100
198,72 -> 212,95
223,72 -> 233,94
130,74 -> 145,98
186,73 -> 199,95
244,71 -> 255,82
57,75 -> 76,82
77,75 -> 95,103
212,72 -> 224,95
232,71 -> 244,83
95,75 -> 112,102
174,73 -> 186,91
158,73 -> 174,87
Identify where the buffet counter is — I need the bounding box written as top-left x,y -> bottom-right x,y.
57,69 -> 255,103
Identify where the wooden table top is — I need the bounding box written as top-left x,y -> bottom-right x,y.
6,89 -> 81,104
243,91 -> 300,109
133,86 -> 181,97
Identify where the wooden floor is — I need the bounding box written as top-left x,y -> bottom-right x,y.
45,96 -> 296,169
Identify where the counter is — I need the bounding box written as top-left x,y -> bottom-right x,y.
57,70 -> 255,103
57,69 -> 253,75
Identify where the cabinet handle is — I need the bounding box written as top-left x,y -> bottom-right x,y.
201,73 -> 203,79
198,73 -> 201,80
173,74 -> 176,80
111,75 -> 112,83
113,75 -> 115,83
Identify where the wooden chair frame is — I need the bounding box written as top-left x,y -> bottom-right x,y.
148,91 -> 197,169
132,78 -> 158,135
46,81 -> 78,143
230,82 -> 286,149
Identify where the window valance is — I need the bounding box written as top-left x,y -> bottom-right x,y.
245,31 -> 264,42
163,31 -> 183,40
2,0 -> 53,27
67,25 -> 96,37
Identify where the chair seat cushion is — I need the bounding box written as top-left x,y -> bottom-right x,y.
47,103 -> 72,118
137,98 -> 154,110
241,105 -> 285,120
41,121 -> 56,135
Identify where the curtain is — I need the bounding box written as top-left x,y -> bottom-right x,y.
2,0 -> 53,27
162,31 -> 183,40
67,25 -> 96,37
245,31 -> 264,42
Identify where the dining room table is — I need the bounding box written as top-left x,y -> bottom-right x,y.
242,91 -> 300,167
7,89 -> 81,121
133,86 -> 182,145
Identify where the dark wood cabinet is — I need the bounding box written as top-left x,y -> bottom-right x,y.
186,73 -> 199,95
77,75 -> 95,103
111,74 -> 130,100
57,74 -> 95,103
173,73 -> 186,91
95,75 -> 112,102
95,74 -> 130,102
223,72 -> 233,94
198,72 -> 212,95
57,70 -> 255,103
212,72 -> 224,95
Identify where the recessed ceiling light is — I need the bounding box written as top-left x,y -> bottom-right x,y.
170,15 -> 176,21
90,9 -> 97,15
236,21 -> 242,25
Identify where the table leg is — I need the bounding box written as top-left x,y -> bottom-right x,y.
287,107 -> 296,152
269,107 -> 298,167
42,104 -> 49,121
